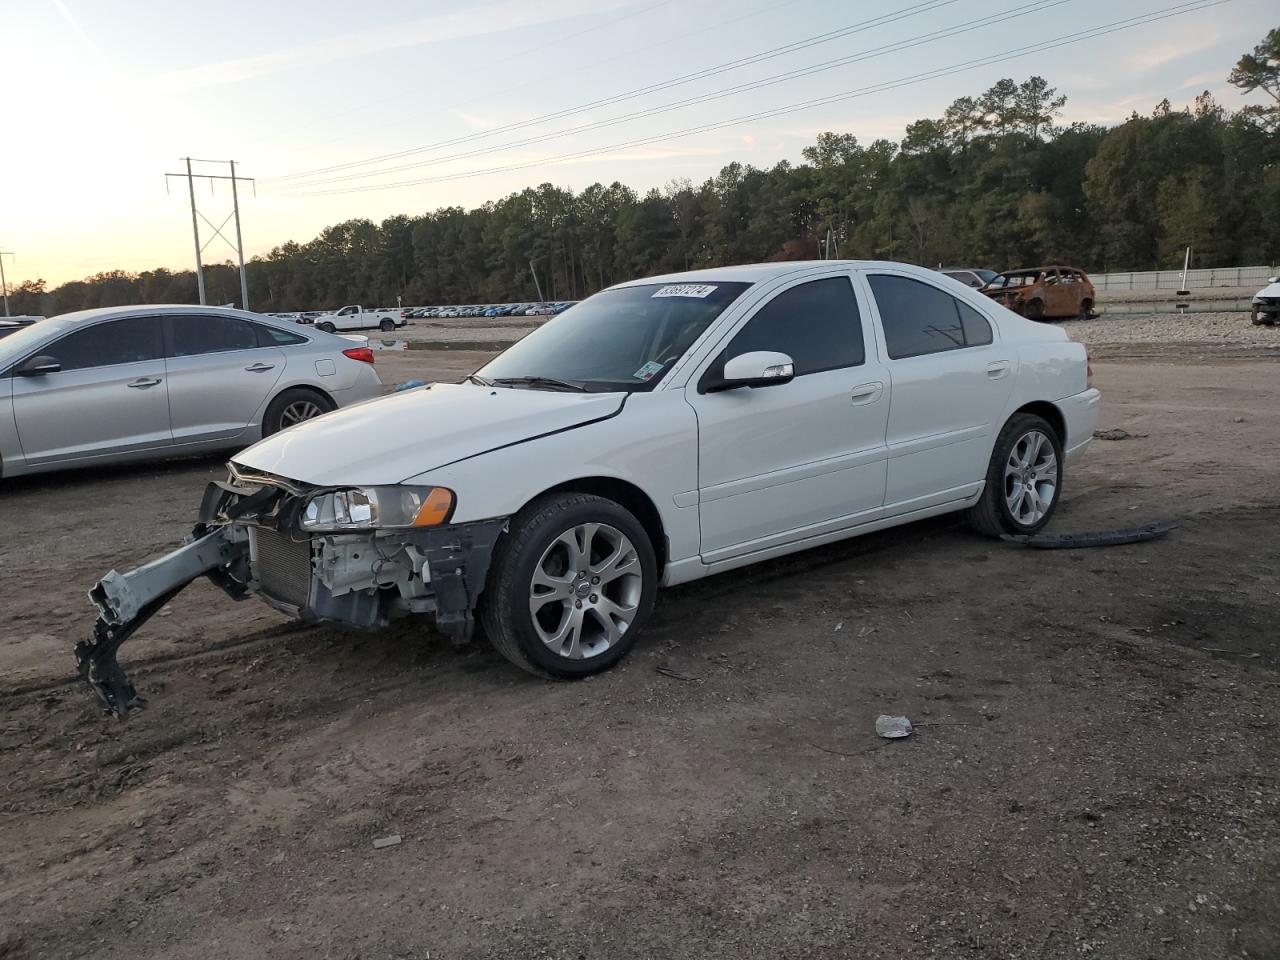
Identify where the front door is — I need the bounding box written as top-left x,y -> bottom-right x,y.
686,274 -> 890,563
863,272 -> 1015,512
163,314 -> 285,445
11,315 -> 171,466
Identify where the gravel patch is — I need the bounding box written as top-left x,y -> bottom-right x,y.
1062,310 -> 1280,347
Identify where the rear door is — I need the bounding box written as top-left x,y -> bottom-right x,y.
11,316 -> 171,465
164,314 -> 285,445
863,271 -> 1015,512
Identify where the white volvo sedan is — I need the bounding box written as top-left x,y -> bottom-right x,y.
81,261 -> 1099,716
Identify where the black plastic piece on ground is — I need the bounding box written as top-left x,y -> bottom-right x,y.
1001,521 -> 1177,549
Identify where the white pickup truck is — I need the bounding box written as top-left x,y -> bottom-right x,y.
313,305 -> 407,333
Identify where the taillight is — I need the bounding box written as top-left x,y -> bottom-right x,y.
343,346 -> 375,364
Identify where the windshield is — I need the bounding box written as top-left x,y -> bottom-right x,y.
985,273 -> 1040,289
0,318 -> 60,371
478,281 -> 751,391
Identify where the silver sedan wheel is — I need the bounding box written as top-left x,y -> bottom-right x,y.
280,399 -> 324,428
1004,430 -> 1057,526
529,522 -> 643,660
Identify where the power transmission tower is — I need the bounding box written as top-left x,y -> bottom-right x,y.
0,250 -> 13,317
165,158 -> 255,309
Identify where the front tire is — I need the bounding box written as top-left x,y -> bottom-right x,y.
967,413 -> 1064,537
1024,299 -> 1046,321
317,321 -> 336,333
481,493 -> 657,678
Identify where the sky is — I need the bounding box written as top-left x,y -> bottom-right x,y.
2,0 -> 1272,287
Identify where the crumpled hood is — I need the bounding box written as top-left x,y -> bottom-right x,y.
234,382 -> 624,487
1254,281 -> 1280,301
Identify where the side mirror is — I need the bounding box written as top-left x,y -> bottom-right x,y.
706,350 -> 795,392
1269,277 -> 1279,284
16,355 -> 61,377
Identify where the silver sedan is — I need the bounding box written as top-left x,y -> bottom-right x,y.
0,305 -> 383,478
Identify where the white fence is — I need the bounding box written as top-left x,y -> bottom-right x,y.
1092,265 -> 1277,292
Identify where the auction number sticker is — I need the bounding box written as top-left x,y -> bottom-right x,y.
632,360 -> 666,381
652,284 -> 717,298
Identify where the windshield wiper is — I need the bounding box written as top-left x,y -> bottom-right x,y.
465,373 -> 494,386
491,376 -> 588,392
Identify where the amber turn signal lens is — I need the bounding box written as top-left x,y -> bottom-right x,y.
412,487 -> 455,526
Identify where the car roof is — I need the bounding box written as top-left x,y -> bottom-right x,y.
612,260 -> 946,289
48,304 -> 284,323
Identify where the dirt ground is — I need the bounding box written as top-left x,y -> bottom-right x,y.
1,325 -> 1278,959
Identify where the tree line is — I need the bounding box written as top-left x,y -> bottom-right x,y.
8,31 -> 1278,317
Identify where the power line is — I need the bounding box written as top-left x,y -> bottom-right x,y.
277,0 -> 1231,199
263,0 -> 962,185
245,0 -> 679,156
272,0 -> 1069,191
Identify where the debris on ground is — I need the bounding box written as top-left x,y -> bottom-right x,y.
394,379 -> 430,391
655,664 -> 700,682
1002,521 -> 1176,549
1093,428 -> 1149,441
372,834 -> 402,849
875,715 -> 914,739
833,621 -> 843,632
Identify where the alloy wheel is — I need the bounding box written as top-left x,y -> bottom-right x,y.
1004,429 -> 1057,526
528,522 -> 643,660
280,399 -> 324,428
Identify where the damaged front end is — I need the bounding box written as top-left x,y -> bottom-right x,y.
79,465 -> 505,719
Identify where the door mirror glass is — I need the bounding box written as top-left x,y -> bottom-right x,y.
16,355 -> 61,376
713,351 -> 795,391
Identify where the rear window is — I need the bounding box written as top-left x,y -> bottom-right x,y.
868,275 -> 994,360
256,324 -> 307,346
169,315 -> 261,357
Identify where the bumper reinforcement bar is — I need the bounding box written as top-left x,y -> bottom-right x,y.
78,527 -> 249,719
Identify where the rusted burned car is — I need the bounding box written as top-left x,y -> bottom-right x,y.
981,266 -> 1095,321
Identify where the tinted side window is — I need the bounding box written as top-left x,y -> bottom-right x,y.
169,315 -> 261,357
868,275 -> 993,360
958,301 -> 993,346
45,317 -> 162,371
721,277 -> 863,377
255,323 -> 307,346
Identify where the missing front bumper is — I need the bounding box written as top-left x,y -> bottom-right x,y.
79,476 -> 505,719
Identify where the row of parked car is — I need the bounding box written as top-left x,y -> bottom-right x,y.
404,302 -> 577,320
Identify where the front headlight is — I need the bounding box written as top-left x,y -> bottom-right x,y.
299,485 -> 454,531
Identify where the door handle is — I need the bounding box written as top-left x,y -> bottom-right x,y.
244,362 -> 276,373
986,361 -> 1012,380
850,381 -> 883,405
127,377 -> 162,389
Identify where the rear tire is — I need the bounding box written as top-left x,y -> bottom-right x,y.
379,319 -> 396,332
262,388 -> 334,437
967,413 -> 1064,538
481,493 -> 657,678
1024,299 -> 1046,321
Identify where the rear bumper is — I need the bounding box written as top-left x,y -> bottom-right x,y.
1060,387 -> 1101,460
331,369 -> 384,406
